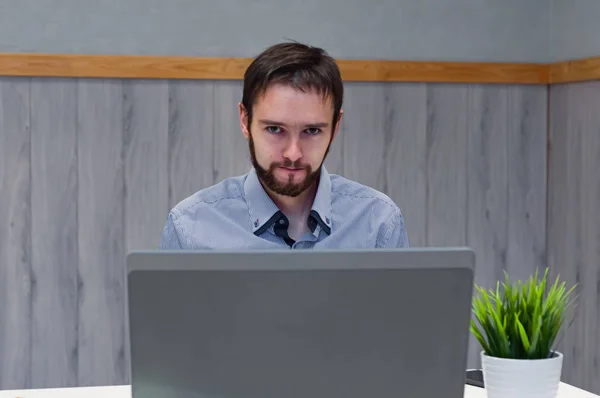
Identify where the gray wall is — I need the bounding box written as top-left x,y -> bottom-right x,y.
0,0 -> 550,62
1,0 -> 600,395
548,80 -> 600,394
551,0 -> 600,61
0,76 -> 549,391
7,0 -> 600,63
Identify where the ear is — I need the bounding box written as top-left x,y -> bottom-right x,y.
239,102 -> 250,140
331,109 -> 343,142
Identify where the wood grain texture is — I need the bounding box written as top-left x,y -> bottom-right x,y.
76,79 -> 126,386
0,53 -> 549,84
3,76 -> 597,392
0,53 -> 253,81
549,81 -> 585,389
322,133 -> 343,176
579,81 -> 600,395
465,84 -> 510,368
548,81 -> 600,394
322,111 -> 343,176
335,59 -> 549,84
213,80 -> 250,183
168,80 -> 215,208
0,77 -> 31,389
341,83 -> 387,192
506,85 -> 547,282
563,82 -> 586,389
547,82 -> 577,385
425,84 -> 469,246
123,80 -> 169,251
467,85 -> 510,286
586,82 -> 600,395
550,56 -> 600,84
383,83 -> 427,247
30,78 -> 79,388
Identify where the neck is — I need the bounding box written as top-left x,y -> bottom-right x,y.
265,181 -> 318,219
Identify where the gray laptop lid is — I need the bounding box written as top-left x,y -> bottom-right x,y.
125,248 -> 475,398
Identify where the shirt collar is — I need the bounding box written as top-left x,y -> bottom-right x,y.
244,166 -> 332,236
310,166 -> 332,234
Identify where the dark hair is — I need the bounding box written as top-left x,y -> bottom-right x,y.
241,41 -> 344,131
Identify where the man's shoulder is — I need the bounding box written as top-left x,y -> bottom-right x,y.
328,173 -> 410,248
160,173 -> 250,249
170,174 -> 247,218
329,173 -> 401,215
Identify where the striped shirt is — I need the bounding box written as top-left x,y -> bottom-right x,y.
159,166 -> 409,250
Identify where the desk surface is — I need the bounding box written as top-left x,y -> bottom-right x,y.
0,382 -> 597,398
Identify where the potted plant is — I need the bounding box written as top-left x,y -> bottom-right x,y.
470,267 -> 578,398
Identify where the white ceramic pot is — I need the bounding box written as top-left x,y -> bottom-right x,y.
481,351 -> 563,398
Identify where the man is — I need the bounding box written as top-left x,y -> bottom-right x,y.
160,41 -> 409,250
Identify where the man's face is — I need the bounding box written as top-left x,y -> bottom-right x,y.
239,83 -> 342,197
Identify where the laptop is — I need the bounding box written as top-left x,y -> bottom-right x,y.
125,248 -> 475,398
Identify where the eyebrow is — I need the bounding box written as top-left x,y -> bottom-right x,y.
258,119 -> 329,128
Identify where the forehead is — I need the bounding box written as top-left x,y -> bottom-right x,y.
253,83 -> 333,121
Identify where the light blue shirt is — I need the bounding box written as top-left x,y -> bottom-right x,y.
159,166 -> 409,250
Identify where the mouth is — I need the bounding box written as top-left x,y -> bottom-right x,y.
277,166 -> 306,176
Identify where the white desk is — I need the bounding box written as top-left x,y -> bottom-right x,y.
0,383 -> 597,398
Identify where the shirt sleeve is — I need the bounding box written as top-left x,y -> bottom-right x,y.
159,212 -> 184,250
378,209 -> 410,248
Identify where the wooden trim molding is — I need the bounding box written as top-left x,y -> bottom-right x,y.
0,52 -> 549,84
549,56 -> 600,84
0,53 -> 254,80
335,59 -> 548,84
1,52 -> 600,84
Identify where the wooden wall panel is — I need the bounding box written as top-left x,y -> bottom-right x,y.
578,82 -> 600,395
548,81 -> 600,394
383,83 -> 428,247
123,80 -> 169,251
547,82 -> 579,386
30,78 -> 79,387
465,85 -> 510,368
76,79 -> 127,386
168,81 -> 215,207
560,82 -> 586,389
0,77 -> 555,391
426,84 -> 469,247
213,81 -> 250,183
0,77 -> 31,389
580,83 -> 600,395
342,83 -> 387,192
506,85 -> 548,281
322,110 -> 343,176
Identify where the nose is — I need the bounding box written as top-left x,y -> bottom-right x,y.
282,136 -> 302,162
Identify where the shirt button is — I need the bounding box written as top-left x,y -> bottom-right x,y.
325,217 -> 330,224
254,220 -> 259,227
279,219 -> 285,225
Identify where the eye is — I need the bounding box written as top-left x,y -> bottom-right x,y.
266,126 -> 282,134
305,127 -> 321,135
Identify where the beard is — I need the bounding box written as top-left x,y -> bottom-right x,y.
248,131 -> 331,197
